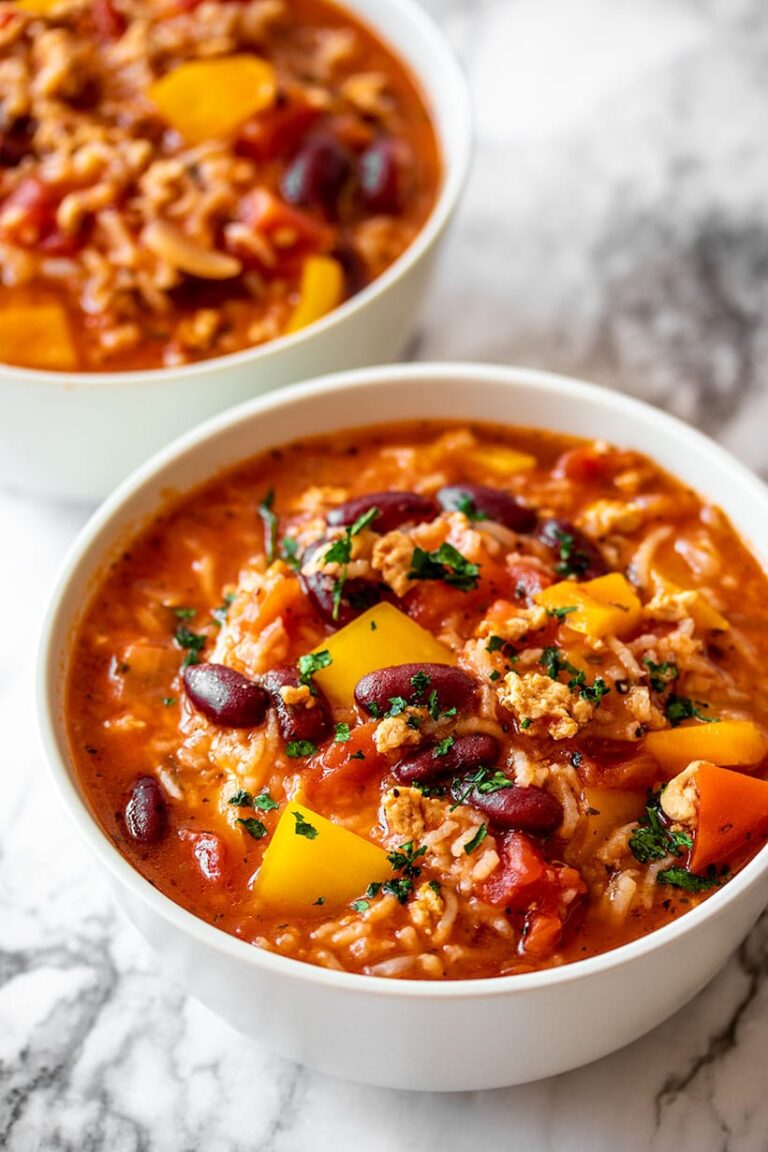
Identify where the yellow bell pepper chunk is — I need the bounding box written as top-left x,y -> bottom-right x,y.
654,576 -> 729,632
645,720 -> 768,775
468,444 -> 537,477
148,55 -> 277,144
13,0 -> 59,12
255,802 -> 391,912
312,602 -> 456,707
285,256 -> 344,335
536,572 -> 642,639
0,301 -> 76,370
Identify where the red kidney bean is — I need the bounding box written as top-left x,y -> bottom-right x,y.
537,518 -> 607,579
437,484 -> 537,533
183,663 -> 269,728
355,662 -> 476,715
299,538 -> 381,626
124,776 -> 168,844
326,491 -> 436,534
280,134 -> 352,216
393,733 -> 500,784
454,781 -> 563,833
332,242 -> 367,295
0,119 -> 33,168
262,665 -> 332,745
359,137 -> 402,214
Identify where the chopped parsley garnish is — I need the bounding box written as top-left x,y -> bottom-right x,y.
370,619 -> 377,631
292,811 -> 319,839
415,780 -> 447,798
450,766 -> 511,810
258,488 -> 279,564
549,527 -> 592,578
280,536 -> 301,571
540,646 -> 610,708
174,625 -> 206,667
643,657 -> 679,693
334,722 -> 351,743
313,896 -> 325,906
162,696 -> 177,707
665,695 -> 718,727
433,735 -> 456,758
520,717 -> 532,729
385,696 -> 409,717
408,543 -> 480,592
285,740 -> 317,758
237,816 -> 267,840
464,823 -> 488,855
456,494 -> 484,521
406,714 -> 422,731
428,880 -> 441,896
323,506 -> 380,619
252,789 -> 279,812
350,899 -> 369,913
349,750 -> 365,760
365,882 -> 382,898
173,606 -> 196,620
489,670 -> 501,682
546,605 -> 578,620
382,840 -> 427,902
486,635 -> 505,653
427,689 -> 457,722
657,867 -> 721,893
409,670 -> 431,697
298,649 -> 332,690
629,791 -> 693,863
228,789 -> 253,807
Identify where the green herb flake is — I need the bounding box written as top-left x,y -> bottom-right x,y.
349,750 -> 365,760
382,877 -> 414,904
228,789 -> 253,807
550,527 -> 592,578
415,780 -> 446,798
385,696 -> 409,718
643,657 -> 679,693
236,816 -> 267,840
464,823 -> 488,855
280,536 -> 301,571
546,605 -> 578,620
657,867 -> 721,893
665,694 -> 718,727
174,625 -> 206,667
520,717 -> 532,730
259,488 -> 279,564
252,789 -> 279,812
162,696 -> 177,707
211,592 -> 236,626
629,791 -> 693,864
408,542 -> 480,592
489,670 -> 501,682
365,881 -> 382,898
313,896 -> 325,906
456,493 -> 484,521
350,899 -> 369,913
324,507 -> 380,620
428,880 -> 441,896
334,722 -> 351,743
298,649 -> 332,689
173,606 -> 196,620
409,670 -> 431,697
486,635 -> 505,653
292,811 -> 319,839
370,619 -> 377,631
285,740 -> 317,758
433,735 -> 456,758
580,677 -> 610,706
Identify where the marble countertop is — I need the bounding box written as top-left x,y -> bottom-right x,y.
4,0 -> 768,1147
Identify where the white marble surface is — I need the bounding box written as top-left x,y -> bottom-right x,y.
4,0 -> 768,1147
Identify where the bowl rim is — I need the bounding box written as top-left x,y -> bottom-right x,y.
1,0 -> 472,389
37,361 -> 768,1000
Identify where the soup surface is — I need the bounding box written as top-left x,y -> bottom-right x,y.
67,422 -> 768,979
0,0 -> 439,371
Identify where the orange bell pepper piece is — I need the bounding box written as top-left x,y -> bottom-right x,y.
691,761 -> 768,871
285,255 -> 344,334
645,719 -> 768,775
148,55 -> 277,144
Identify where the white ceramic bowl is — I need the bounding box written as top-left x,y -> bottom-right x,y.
38,364 -> 768,1091
0,0 -> 470,504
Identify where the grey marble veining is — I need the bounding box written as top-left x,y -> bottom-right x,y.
4,1 -> 768,1148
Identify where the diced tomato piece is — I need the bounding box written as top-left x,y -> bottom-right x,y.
554,445 -> 617,485
237,188 -> 333,252
505,557 -> 554,602
481,832 -> 548,909
0,177 -> 71,249
237,103 -> 321,163
304,721 -> 387,800
178,830 -> 231,885
521,910 -> 563,958
92,0 -> 126,38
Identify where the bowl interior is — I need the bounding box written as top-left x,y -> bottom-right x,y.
38,363 -> 768,995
